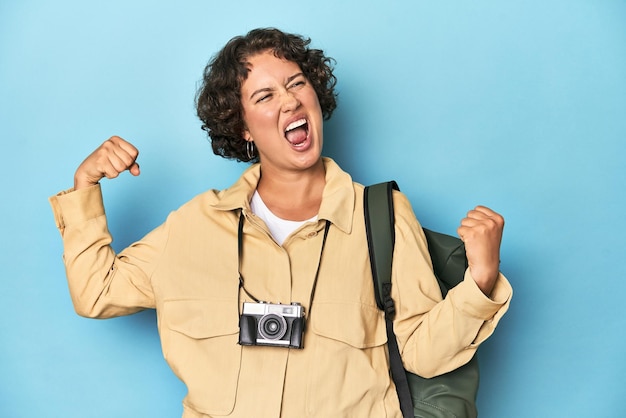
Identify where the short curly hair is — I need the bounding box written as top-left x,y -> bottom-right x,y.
195,28 -> 338,162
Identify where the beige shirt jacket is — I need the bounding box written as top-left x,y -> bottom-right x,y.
50,158 -> 512,418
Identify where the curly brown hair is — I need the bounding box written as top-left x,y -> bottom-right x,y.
195,28 -> 338,162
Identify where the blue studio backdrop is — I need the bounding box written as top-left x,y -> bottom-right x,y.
1,1 -> 625,417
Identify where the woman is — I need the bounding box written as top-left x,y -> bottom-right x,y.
50,28 -> 511,417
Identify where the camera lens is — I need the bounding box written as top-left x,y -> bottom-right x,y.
258,313 -> 287,340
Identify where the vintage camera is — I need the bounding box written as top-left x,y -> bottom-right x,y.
238,302 -> 305,349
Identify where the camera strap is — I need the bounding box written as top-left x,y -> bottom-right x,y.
237,212 -> 331,319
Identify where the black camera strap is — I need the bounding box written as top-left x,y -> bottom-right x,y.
237,213 -> 260,303
306,220 -> 331,319
237,212 -> 331,319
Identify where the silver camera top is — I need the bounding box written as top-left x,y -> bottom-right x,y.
242,301 -> 304,318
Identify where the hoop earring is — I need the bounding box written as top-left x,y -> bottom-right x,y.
246,141 -> 255,160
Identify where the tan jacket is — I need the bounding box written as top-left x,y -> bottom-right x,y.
50,158 -> 511,417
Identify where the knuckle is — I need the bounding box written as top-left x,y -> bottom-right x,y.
491,215 -> 504,228
101,141 -> 114,151
486,219 -> 499,232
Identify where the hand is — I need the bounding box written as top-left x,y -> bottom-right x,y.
74,136 -> 140,190
457,206 -> 504,296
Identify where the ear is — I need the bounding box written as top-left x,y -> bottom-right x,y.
242,127 -> 252,142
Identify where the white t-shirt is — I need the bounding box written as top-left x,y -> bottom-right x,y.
250,190 -> 317,245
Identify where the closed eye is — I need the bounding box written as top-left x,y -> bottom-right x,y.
250,87 -> 274,103
288,78 -> 306,90
255,92 -> 273,103
286,72 -> 307,89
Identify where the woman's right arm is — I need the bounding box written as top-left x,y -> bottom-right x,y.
50,136 -> 160,318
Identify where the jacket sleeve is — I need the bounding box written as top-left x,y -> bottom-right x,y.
390,191 -> 512,378
49,184 -> 166,318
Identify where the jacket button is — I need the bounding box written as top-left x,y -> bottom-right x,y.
306,231 -> 317,238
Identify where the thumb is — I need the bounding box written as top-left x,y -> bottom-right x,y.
129,162 -> 141,176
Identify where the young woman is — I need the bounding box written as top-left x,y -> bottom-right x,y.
50,28 -> 511,417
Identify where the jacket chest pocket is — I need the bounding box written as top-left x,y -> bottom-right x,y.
161,299 -> 241,416
306,301 -> 392,416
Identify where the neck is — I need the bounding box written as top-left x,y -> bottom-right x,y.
256,159 -> 326,221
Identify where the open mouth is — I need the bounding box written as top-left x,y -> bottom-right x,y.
284,118 -> 309,146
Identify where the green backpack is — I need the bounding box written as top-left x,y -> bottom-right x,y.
364,181 -> 479,418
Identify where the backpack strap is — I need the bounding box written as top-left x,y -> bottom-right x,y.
364,181 -> 414,418
363,181 -> 397,314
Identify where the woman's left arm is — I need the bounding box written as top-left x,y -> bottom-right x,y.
390,192 -> 512,378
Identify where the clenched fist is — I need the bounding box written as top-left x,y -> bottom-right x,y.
457,206 -> 505,297
74,136 -> 140,190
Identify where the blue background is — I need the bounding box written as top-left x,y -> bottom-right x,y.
1,1 -> 625,417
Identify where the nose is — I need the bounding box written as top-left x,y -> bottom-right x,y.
281,90 -> 300,112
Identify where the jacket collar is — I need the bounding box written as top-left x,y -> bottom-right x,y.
212,158 -> 354,234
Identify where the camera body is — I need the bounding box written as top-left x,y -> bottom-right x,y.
238,302 -> 305,349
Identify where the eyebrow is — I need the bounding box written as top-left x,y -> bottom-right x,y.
248,72 -> 305,100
